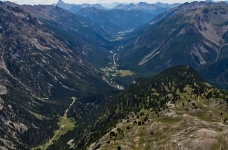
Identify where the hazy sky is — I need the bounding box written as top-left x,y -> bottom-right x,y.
3,0 -> 213,5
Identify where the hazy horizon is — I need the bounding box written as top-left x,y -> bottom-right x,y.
2,0 -> 219,5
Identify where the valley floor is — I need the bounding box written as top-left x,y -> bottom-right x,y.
33,97 -> 76,150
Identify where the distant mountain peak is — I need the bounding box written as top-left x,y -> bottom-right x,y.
114,2 -> 177,14
138,2 -> 148,5
56,0 -> 64,4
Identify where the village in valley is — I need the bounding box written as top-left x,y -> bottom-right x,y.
100,50 -> 134,90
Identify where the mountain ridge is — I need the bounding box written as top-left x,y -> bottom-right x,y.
119,2 -> 228,73
4,2 -> 113,67
47,65 -> 228,149
114,1 -> 179,14
74,7 -> 156,36
88,65 -> 228,150
56,0 -> 105,10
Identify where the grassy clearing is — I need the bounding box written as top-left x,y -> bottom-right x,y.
32,97 -> 76,150
100,68 -> 134,77
117,70 -> 134,77
33,117 -> 75,150
53,117 -> 75,141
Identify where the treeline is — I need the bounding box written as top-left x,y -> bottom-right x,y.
48,65 -> 228,149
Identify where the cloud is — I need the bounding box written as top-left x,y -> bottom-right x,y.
3,0 -> 53,5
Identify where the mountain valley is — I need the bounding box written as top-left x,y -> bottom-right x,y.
0,2 -> 113,149
1,0 -> 228,150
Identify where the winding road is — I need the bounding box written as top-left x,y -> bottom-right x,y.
44,97 -> 76,150
113,53 -> 117,66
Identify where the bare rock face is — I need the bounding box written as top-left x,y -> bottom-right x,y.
6,3 -> 111,67
0,85 -> 7,95
120,2 -> 228,72
150,1 -> 214,24
0,3 -> 111,97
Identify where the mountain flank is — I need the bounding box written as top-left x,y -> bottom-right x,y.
150,1 -> 214,25
74,7 -> 155,36
198,58 -> 228,89
0,3 -> 112,149
45,65 -> 228,149
4,2 -> 113,67
88,65 -> 228,150
119,2 -> 228,73
55,0 -> 179,37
